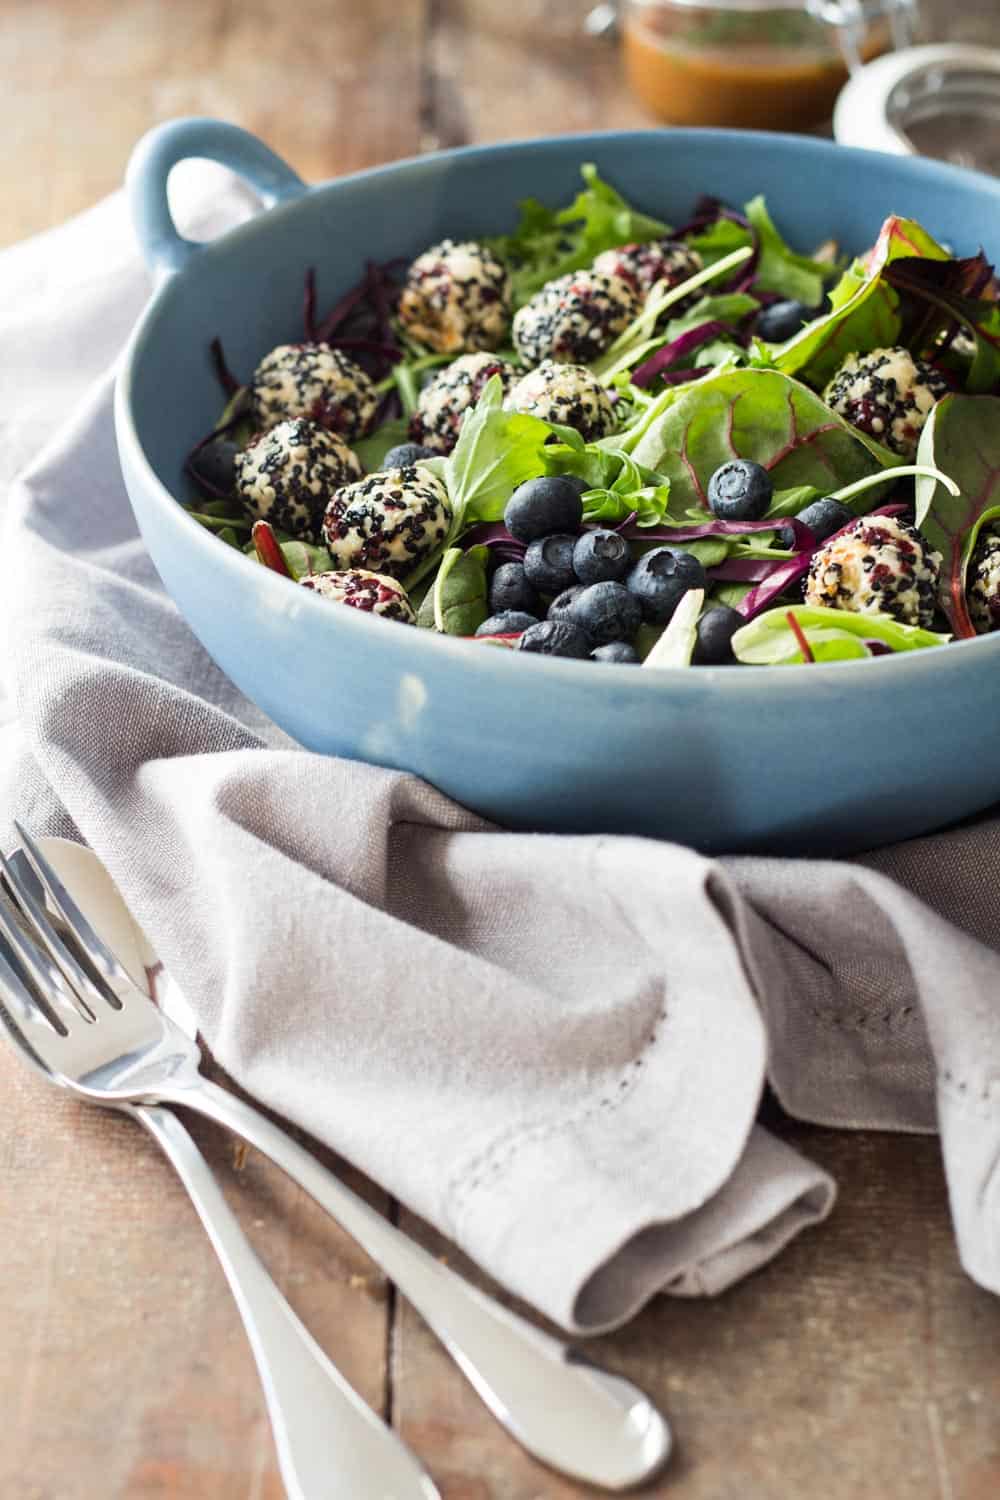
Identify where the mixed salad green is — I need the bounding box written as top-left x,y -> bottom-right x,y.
184,165 -> 1000,668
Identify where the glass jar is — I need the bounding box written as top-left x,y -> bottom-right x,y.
622,0 -> 920,132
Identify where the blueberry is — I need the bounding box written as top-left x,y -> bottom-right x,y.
504,477 -> 584,542
517,620 -> 592,658
523,533 -> 578,595
626,548 -> 706,624
560,474 -> 590,498
692,605 -> 743,665
547,584 -> 585,621
192,436 -> 239,494
707,460 -> 773,522
569,581 -> 642,646
755,299 -> 822,343
591,641 -> 639,664
573,528 -> 631,585
794,496 -> 854,544
475,611 -> 539,637
383,442 -> 435,467
489,562 -> 540,616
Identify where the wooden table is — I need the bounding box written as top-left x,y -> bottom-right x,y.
2,3 -> 999,1496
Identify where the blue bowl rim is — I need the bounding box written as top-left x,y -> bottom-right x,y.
115,124 -> 1000,693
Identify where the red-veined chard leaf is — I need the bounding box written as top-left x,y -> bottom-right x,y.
732,604 -> 950,665
629,366 -> 900,517
915,393 -> 1000,637
768,216 -> 950,389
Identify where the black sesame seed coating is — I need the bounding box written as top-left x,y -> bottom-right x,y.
251,343 -> 378,441
234,418 -> 363,543
322,465 -> 452,578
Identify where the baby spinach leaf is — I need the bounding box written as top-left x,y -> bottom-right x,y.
444,376 -> 551,526
488,163 -> 671,307
768,216 -> 950,389
417,545 -> 489,635
630,366 -> 900,516
732,603 -> 949,665
915,393 -> 1000,636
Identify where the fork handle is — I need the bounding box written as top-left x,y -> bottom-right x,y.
171,1078 -> 671,1491
131,1102 -> 440,1500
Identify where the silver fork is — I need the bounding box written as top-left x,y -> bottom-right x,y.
0,850 -> 441,1500
0,825 -> 672,1492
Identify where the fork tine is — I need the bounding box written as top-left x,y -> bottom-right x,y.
14,822 -> 135,996
0,890 -> 96,1029
0,844 -> 119,1016
0,928 -> 74,1046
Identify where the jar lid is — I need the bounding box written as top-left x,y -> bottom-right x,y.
834,44 -> 1000,172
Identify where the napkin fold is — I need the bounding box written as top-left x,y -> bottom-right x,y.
2,168 -> 998,1335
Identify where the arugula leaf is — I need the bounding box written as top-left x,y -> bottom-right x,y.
915,393 -> 1000,637
417,546 -> 490,635
745,197 -> 832,305
732,603 -> 950,665
444,376 -> 551,525
630,367 -> 900,516
769,216 -> 950,388
488,163 -> 670,308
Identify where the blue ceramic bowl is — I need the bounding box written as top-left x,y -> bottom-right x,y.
115,118 -> 1000,855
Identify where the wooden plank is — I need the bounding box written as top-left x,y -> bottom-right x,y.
395,1125 -> 1000,1499
0,0 -> 426,248
0,1047 -> 393,1499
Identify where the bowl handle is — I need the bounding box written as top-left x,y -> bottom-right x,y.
126,117 -> 308,280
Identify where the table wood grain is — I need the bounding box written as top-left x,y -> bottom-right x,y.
2,2 -> 1000,1496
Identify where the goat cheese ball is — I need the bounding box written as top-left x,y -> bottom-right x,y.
398,240 -> 512,355
823,347 -> 950,458
504,359 -> 618,441
805,514 -> 941,628
409,352 -> 517,454
299,568 -> 415,622
234,418 -> 363,542
322,465 -> 451,578
592,238 -> 703,298
512,269 -> 638,366
967,526 -> 1000,634
250,343 -> 378,442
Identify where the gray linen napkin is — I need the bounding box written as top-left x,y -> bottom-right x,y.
2,173 -> 998,1336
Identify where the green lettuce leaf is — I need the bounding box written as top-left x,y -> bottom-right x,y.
630,366 -> 900,517
542,442 -> 672,526
642,588 -> 704,668
733,604 -> 950,665
915,393 -> 1000,637
488,163 -> 670,308
353,416 -> 411,472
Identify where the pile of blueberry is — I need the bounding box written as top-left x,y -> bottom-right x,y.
477,462 -> 784,665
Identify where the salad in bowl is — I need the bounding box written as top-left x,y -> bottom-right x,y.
185,163 -> 997,671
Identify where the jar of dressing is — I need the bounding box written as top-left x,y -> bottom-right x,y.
622,0 -> 920,132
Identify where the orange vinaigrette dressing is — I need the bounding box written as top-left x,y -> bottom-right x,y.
623,11 -> 889,132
